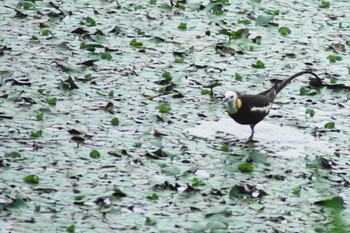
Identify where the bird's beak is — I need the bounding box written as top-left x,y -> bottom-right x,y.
214,94 -> 226,104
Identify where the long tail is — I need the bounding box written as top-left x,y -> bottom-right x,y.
275,70 -> 321,95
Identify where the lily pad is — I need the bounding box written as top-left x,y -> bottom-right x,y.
256,15 -> 275,27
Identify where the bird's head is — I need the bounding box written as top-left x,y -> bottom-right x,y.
224,91 -> 237,102
224,91 -> 241,114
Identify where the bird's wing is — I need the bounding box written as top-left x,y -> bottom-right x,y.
239,94 -> 272,110
257,83 -> 278,102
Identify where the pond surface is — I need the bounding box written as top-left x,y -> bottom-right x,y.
1,0 -> 350,232
187,118 -> 335,157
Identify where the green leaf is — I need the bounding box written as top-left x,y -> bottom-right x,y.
35,204 -> 41,212
74,195 -> 85,201
192,177 -> 205,187
42,29 -> 51,36
60,76 -> 79,91
147,193 -> 159,200
319,1 -> 330,8
113,188 -> 127,198
306,108 -> 315,117
36,113 -> 44,120
5,151 -> 21,159
299,87 -> 317,96
150,0 -> 157,5
300,87 -> 309,95
108,90 -> 114,98
37,88 -> 47,95
145,148 -> 172,159
220,144 -> 230,152
235,73 -> 243,81
256,15 -> 275,27
219,28 -> 250,42
83,74 -> 94,81
137,29 -> 145,36
90,150 -> 101,158
252,36 -> 262,45
0,70 -> 13,78
252,60 -> 265,69
324,122 -> 335,129
66,225 -> 75,233
292,186 -> 301,196
201,89 -> 211,95
347,67 -> 350,75
111,117 -> 120,126
145,217 -> 157,226
134,142 -> 142,148
327,55 -> 342,63
237,19 -> 251,25
237,163 -> 254,173
175,56 -> 185,63
130,39 -> 143,48
315,196 -> 344,210
40,22 -> 49,28
162,71 -> 171,79
24,174 -> 40,184
158,104 -> 171,113
307,157 -> 325,169
205,2 -> 224,15
278,27 -> 291,36
80,42 -> 104,52
330,77 -> 337,84
228,185 -> 247,199
31,130 -> 43,138
233,28 -> 250,40
14,9 -> 28,18
248,150 -> 268,165
101,52 -> 113,60
47,97 -> 57,105
178,22 -> 187,30
160,3 -> 172,12
203,81 -> 222,89
85,17 -> 96,26
265,9 -> 280,15
18,1 -> 34,10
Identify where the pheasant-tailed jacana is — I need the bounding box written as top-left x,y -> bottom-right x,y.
224,70 -> 321,142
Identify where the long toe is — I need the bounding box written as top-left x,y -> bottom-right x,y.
244,138 -> 252,144
244,137 -> 259,144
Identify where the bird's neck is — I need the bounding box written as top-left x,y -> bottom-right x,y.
227,101 -> 238,115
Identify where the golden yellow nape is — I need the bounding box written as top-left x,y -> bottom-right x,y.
236,98 -> 242,109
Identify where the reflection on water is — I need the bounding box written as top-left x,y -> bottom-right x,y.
187,119 -> 334,157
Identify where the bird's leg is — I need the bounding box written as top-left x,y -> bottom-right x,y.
245,124 -> 255,143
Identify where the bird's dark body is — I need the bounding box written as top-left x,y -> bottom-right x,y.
226,70 -> 321,141
228,94 -> 271,125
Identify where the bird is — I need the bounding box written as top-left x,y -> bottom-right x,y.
224,70 -> 322,142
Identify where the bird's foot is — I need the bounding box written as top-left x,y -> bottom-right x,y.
244,137 -> 258,144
